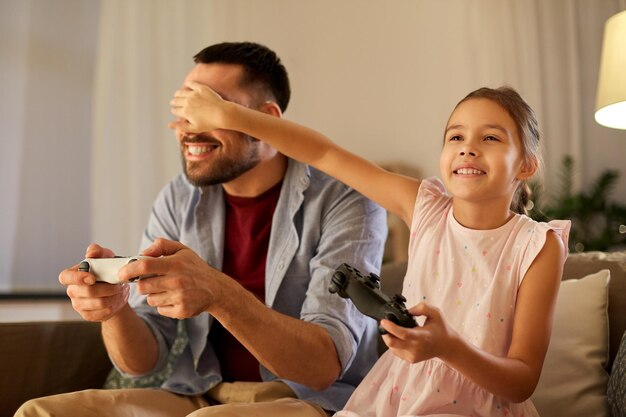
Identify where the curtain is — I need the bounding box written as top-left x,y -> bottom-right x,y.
2,0 -> 624,292
91,0 -> 625,257
0,0 -> 99,291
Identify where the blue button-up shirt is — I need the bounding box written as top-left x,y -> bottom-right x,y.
124,159 -> 387,411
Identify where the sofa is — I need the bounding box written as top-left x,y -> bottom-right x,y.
1,251 -> 625,417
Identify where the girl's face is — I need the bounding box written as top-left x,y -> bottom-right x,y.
440,98 -> 532,209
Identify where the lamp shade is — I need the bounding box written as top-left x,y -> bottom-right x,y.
595,10 -> 626,130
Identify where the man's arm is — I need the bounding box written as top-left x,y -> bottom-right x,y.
118,174 -> 386,389
126,239 -> 343,390
101,304 -> 160,375
58,244 -> 160,376
214,281 -> 343,390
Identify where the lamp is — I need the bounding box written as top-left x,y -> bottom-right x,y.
595,10 -> 626,130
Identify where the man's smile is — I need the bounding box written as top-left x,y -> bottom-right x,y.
183,141 -> 220,160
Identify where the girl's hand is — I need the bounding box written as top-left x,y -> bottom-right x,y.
169,81 -> 227,133
380,302 -> 458,363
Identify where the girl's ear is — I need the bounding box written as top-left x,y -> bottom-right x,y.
517,157 -> 538,180
258,101 -> 282,118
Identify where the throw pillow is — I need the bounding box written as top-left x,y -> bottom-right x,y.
608,330 -> 626,417
531,269 -> 611,417
563,250 -> 626,369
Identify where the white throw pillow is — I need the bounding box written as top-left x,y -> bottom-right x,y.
531,269 -> 611,417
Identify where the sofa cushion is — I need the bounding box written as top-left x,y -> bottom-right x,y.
531,269 -> 610,417
0,321 -> 111,417
562,250 -> 626,370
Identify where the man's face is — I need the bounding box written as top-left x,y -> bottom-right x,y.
176,63 -> 263,187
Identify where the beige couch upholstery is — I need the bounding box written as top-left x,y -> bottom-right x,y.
1,251 -> 624,417
0,320 -> 111,417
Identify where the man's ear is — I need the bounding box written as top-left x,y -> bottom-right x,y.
258,101 -> 282,118
517,157 -> 538,180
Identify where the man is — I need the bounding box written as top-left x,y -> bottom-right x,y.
16,42 -> 386,417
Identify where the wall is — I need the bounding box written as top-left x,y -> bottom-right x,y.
0,0 -> 100,292
0,298 -> 80,321
1,0 -> 625,295
91,0 -> 626,258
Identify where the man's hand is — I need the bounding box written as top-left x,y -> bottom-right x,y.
169,81 -> 228,134
58,244 -> 130,322
121,238 -> 233,319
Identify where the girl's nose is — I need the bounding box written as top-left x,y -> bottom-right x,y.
459,150 -> 477,157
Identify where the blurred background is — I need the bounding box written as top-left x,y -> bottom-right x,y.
1,0 -> 625,293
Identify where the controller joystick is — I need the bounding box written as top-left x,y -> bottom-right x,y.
329,263 -> 417,334
78,256 -> 155,284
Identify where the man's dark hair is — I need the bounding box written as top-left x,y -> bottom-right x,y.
194,42 -> 291,112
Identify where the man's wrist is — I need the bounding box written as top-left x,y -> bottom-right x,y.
208,273 -> 257,321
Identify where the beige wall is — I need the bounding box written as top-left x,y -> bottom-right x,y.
2,0 -> 625,292
0,0 -> 99,291
178,0 -> 626,199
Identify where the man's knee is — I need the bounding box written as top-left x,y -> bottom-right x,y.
14,390 -> 107,417
187,403 -> 273,417
187,399 -> 328,417
14,395 -> 62,417
13,388 -> 204,417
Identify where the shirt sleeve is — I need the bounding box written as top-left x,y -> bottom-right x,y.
114,179 -> 184,377
299,182 -> 388,375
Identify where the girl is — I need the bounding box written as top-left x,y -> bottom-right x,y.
170,83 -> 570,417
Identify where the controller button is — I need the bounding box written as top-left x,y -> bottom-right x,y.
393,294 -> 407,303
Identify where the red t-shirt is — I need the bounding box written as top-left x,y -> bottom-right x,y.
208,181 -> 282,382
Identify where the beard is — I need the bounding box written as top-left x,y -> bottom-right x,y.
181,134 -> 261,187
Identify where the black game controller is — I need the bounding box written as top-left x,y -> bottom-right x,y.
329,263 -> 416,334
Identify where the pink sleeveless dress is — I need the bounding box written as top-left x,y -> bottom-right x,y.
336,178 -> 570,417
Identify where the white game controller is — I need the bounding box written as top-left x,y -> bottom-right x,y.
78,256 -> 156,284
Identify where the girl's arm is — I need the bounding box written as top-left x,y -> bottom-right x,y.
170,82 -> 419,226
382,231 -> 565,402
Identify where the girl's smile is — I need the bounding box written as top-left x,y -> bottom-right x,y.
440,98 -> 529,228
453,165 -> 486,176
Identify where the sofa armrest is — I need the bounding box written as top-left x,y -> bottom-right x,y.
0,321 -> 112,417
